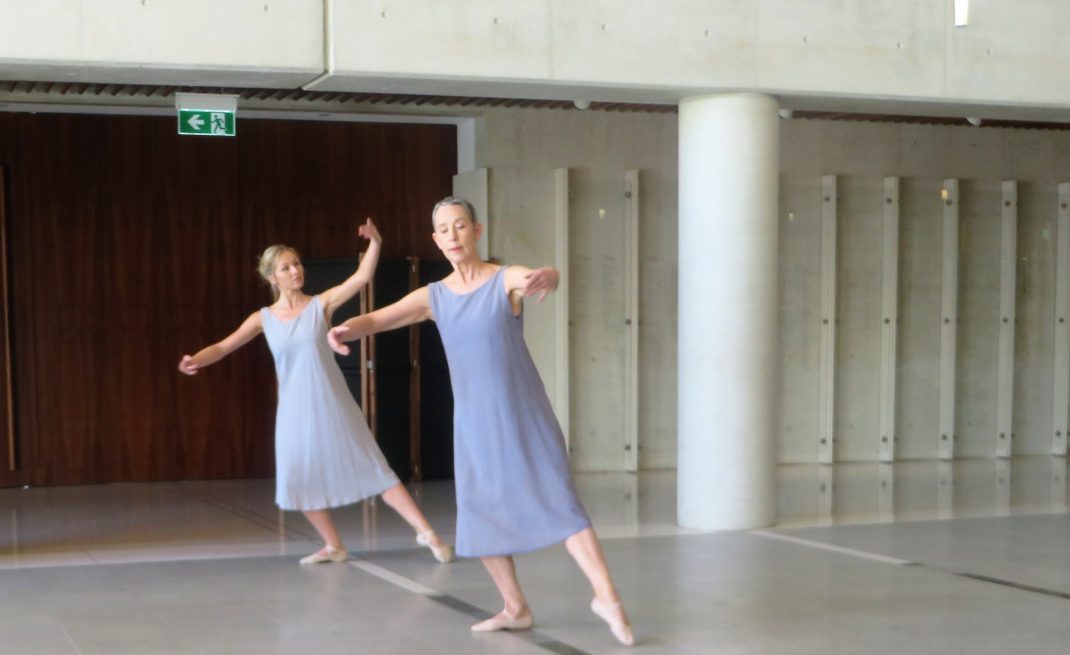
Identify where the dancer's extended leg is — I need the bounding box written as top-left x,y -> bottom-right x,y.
470,555 -> 533,631
565,527 -> 634,645
380,483 -> 453,562
299,509 -> 348,564
303,509 -> 343,548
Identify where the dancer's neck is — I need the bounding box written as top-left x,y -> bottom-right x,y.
275,289 -> 307,308
453,259 -> 490,286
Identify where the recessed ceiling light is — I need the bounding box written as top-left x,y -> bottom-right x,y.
954,0 -> 969,27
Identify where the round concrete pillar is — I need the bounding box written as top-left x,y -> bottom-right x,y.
677,93 -> 779,530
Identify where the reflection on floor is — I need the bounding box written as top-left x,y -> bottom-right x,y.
777,456 -> 1070,526
0,459 -> 1067,654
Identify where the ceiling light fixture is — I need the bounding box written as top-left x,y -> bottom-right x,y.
954,0 -> 969,27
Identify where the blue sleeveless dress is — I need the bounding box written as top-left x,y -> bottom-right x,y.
429,267 -> 590,557
261,295 -> 399,511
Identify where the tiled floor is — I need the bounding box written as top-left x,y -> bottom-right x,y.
0,459 -> 1068,653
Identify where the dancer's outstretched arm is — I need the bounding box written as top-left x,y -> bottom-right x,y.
177,312 -> 263,375
327,287 -> 431,355
504,265 -> 559,302
321,218 -> 382,319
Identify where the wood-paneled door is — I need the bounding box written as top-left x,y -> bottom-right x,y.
0,166 -> 21,487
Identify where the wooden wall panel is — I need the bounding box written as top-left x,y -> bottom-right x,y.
0,165 -> 18,488
0,113 -> 456,486
236,120 -> 455,263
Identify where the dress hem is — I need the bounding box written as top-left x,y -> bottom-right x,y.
455,521 -> 591,559
276,477 -> 398,512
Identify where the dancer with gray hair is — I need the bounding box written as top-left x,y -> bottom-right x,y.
178,219 -> 452,566
328,199 -> 634,646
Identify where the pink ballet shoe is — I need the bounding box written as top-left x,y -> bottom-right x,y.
299,545 -> 347,565
470,610 -> 534,632
591,599 -> 634,646
416,530 -> 454,563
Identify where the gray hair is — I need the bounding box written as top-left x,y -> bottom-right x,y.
257,244 -> 299,301
431,196 -> 478,226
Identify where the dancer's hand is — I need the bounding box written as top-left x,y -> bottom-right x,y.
178,355 -> 200,375
327,326 -> 352,355
358,218 -> 381,245
522,267 -> 558,302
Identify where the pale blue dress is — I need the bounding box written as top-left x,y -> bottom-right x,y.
261,295 -> 399,511
429,267 -> 591,557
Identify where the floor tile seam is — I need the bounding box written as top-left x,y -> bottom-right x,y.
347,559 -> 438,595
774,507 -> 1070,531
1,543 -> 437,571
181,488 -> 315,543
2,550 -> 312,572
0,560 -> 84,572
59,623 -> 84,655
82,537 -> 295,552
751,530 -> 916,565
80,544 -> 290,566
594,527 -> 698,541
754,530 -> 1070,603
179,487 -> 290,532
935,570 -> 1070,602
4,540 -> 292,562
346,558 -> 595,655
0,550 -> 102,570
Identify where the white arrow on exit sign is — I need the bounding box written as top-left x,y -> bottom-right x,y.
186,114 -> 205,131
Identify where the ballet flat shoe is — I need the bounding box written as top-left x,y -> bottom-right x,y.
470,611 -> 534,632
591,599 -> 635,646
416,530 -> 455,563
299,545 -> 347,565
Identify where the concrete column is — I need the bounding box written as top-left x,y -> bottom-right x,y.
677,93 -> 779,530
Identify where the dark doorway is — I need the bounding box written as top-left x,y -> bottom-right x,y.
302,256 -> 454,482
417,260 -> 454,480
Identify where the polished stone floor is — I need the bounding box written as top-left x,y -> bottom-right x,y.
0,458 -> 1068,654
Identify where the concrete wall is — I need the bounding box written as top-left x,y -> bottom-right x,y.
779,120 -> 1069,463
471,108 -> 678,471
4,1 -> 1070,120
484,166 -> 561,410
467,107 -> 1070,469
0,0 -> 322,87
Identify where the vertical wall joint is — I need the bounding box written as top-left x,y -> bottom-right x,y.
818,175 -> 838,464
938,179 -> 960,460
553,169 -> 571,451
624,170 -> 640,471
995,181 -> 1018,458
878,177 -> 900,462
1053,184 -> 1070,455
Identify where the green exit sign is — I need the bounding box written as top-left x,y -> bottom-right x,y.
177,109 -> 235,137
